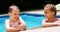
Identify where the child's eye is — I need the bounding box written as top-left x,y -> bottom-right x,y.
46,12 -> 47,13
14,14 -> 16,15
18,14 -> 20,15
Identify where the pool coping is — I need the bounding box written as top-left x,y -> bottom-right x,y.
20,26 -> 60,32
22,10 -> 60,16
0,9 -> 60,16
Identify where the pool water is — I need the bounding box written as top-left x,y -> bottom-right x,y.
0,13 -> 45,32
21,14 -> 45,28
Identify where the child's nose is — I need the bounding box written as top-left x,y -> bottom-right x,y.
16,15 -> 19,17
44,14 -> 46,16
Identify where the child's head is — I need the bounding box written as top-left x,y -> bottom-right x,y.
8,5 -> 20,21
44,4 -> 57,19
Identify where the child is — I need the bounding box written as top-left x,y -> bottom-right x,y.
42,4 -> 60,27
5,5 -> 26,32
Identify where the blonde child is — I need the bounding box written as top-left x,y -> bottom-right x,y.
42,4 -> 60,27
5,5 -> 26,32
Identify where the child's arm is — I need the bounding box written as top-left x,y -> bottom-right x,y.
14,17 -> 26,31
19,17 -> 26,30
19,20 -> 26,30
16,21 -> 26,31
42,20 -> 57,27
5,20 -> 19,31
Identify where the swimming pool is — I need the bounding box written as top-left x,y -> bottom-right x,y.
0,13 -> 60,32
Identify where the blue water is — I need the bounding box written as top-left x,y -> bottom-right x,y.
0,14 -> 45,32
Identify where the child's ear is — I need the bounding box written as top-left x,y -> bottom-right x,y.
52,12 -> 55,15
8,12 -> 10,16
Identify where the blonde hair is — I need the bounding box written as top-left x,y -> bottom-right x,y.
44,4 -> 57,16
8,5 -> 19,13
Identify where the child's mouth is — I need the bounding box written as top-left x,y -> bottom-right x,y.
15,17 -> 19,20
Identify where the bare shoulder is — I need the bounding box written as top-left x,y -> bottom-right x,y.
42,19 -> 47,23
19,17 -> 24,22
42,19 -> 47,25
19,17 -> 26,24
5,19 -> 10,23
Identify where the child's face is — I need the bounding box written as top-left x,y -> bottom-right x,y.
9,8 -> 20,21
44,7 -> 54,19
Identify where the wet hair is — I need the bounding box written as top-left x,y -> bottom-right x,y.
44,4 -> 57,16
8,5 -> 19,13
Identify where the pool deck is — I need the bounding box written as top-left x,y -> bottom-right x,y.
22,9 -> 60,16
20,26 -> 60,32
20,10 -> 60,32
